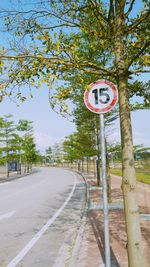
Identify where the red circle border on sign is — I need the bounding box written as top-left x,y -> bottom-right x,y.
84,80 -> 118,114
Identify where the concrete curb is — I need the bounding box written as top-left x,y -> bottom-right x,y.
52,212 -> 87,267
0,168 -> 38,184
69,211 -> 87,267
68,171 -> 89,267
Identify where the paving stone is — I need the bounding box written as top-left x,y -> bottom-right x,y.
76,172 -> 150,267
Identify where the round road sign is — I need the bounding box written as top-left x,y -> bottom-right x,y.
84,80 -> 118,114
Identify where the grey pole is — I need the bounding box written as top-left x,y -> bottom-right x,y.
99,113 -> 111,267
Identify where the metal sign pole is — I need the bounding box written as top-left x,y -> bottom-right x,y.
99,113 -> 111,267
84,79 -> 118,267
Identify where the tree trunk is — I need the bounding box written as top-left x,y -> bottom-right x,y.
96,158 -> 101,186
78,160 -> 81,171
81,158 -> 84,172
118,78 -> 144,267
106,142 -> 112,203
6,130 -> 9,178
114,2 -> 144,266
24,163 -> 27,173
27,163 -> 29,173
86,157 -> 89,172
7,161 -> 9,178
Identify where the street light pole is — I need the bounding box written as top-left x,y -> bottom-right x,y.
99,113 -> 111,267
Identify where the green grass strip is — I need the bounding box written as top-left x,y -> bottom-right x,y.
111,169 -> 150,185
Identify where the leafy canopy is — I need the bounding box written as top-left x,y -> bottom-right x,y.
0,0 -> 149,104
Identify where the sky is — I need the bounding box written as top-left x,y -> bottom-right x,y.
0,0 -> 149,153
0,84 -> 149,153
0,86 -> 76,153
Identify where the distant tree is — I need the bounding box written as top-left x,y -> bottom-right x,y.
17,120 -> 38,172
0,115 -> 16,177
22,134 -> 37,173
63,123 -> 96,171
52,143 -> 64,164
63,135 -> 80,162
46,146 -> 52,155
45,146 -> 52,164
17,119 -> 33,134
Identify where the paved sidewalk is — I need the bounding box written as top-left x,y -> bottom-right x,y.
0,168 -> 38,183
76,172 -> 150,267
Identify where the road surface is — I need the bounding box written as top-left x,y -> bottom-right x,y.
0,167 -> 86,267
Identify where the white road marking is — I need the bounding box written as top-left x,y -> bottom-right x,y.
7,174 -> 77,267
0,210 -> 16,221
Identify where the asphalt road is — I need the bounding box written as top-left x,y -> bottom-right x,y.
0,167 -> 86,267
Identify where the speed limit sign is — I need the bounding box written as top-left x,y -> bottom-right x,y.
84,79 -> 118,113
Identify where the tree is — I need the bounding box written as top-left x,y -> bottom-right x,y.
52,142 -> 64,164
0,117 -> 6,166
0,115 -> 16,177
0,1 -> 149,266
9,133 -> 23,174
45,146 -> 52,164
22,134 -> 37,172
63,122 -> 97,172
16,120 -> 38,172
0,116 -> 38,175
16,119 -> 34,173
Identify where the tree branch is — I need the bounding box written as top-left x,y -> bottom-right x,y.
80,61 -> 114,74
128,41 -> 150,67
89,0 -> 108,25
0,9 -> 81,29
125,0 -> 136,18
38,23 -> 78,30
128,9 -> 150,32
108,0 -> 114,23
82,68 -> 114,77
0,54 -> 114,77
131,69 -> 150,74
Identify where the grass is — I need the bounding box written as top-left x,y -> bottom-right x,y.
111,168 -> 150,185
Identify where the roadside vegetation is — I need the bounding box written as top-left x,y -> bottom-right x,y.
45,142 -> 150,185
111,168 -> 150,185
0,115 -> 41,177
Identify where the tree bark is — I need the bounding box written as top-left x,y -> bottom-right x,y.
118,78 -> 144,267
86,157 -> 89,172
7,161 -> 9,178
6,129 -> 9,178
78,160 -> 81,171
106,141 -> 112,203
81,158 -> 84,172
114,2 -> 144,266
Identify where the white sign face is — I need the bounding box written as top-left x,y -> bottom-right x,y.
84,80 -> 118,114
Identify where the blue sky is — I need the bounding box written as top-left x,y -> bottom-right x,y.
0,1 -> 149,152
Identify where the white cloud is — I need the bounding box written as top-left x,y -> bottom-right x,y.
34,132 -> 63,152
106,123 -> 150,147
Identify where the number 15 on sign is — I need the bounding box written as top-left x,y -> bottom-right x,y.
84,79 -> 118,114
